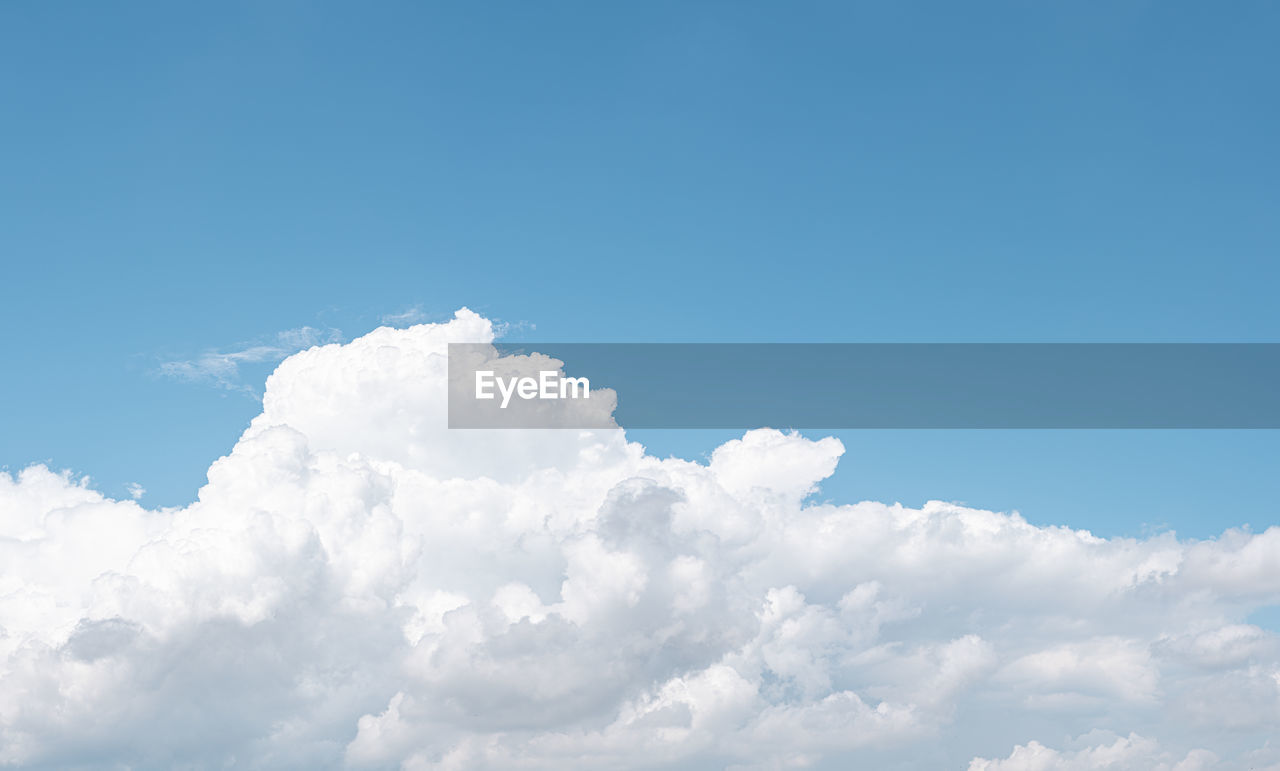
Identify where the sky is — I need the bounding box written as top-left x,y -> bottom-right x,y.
1,4 -> 1280,766
3,2 -> 1278,537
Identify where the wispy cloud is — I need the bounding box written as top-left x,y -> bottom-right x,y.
380,306 -> 430,326
493,318 -> 536,338
158,326 -> 341,396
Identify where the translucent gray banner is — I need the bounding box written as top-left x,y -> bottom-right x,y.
447,343 -> 1280,429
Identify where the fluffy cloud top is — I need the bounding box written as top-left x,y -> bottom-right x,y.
2,309 -> 1279,769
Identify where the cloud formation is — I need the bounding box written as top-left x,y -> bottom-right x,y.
158,326 -> 342,395
3,309 -> 1279,769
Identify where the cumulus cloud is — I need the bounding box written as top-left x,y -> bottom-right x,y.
3,308 -> 1280,769
380,306 -> 534,339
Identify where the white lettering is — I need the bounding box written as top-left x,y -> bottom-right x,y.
561,376 -> 590,399
497,375 -> 519,408
475,371 -> 495,399
539,370 -> 559,399
477,370 -> 591,408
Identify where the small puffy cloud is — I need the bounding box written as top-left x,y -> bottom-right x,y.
968,733 -> 1221,771
2,308 -> 1279,769
709,429 -> 843,502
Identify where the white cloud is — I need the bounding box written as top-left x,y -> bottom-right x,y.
381,306 -> 430,326
158,325 -> 342,394
492,319 -> 536,338
967,733 -> 1224,771
2,308 -> 1279,769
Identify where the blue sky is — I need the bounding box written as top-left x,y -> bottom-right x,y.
2,1 -> 1277,537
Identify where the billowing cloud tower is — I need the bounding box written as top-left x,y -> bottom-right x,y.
2,310 -> 1278,769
